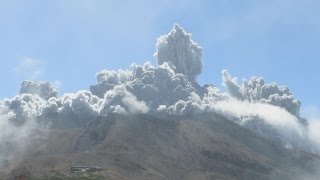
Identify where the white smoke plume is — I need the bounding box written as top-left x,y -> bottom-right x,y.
1,24 -> 320,163
212,99 -> 307,148
0,100 -> 48,170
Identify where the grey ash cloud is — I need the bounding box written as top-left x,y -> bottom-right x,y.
1,24 -> 320,161
222,70 -> 301,118
155,24 -> 202,82
19,81 -> 58,100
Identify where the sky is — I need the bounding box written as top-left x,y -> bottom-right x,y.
1,0 -> 320,116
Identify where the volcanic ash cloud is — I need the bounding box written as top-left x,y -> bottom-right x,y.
155,24 -> 202,82
0,24 -> 319,157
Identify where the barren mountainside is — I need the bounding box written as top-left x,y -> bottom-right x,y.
1,25 -> 319,180
2,113 -> 320,180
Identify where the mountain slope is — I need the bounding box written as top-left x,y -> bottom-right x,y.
3,113 -> 320,180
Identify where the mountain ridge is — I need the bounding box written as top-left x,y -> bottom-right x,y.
2,113 -> 320,179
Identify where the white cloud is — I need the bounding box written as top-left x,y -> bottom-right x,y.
213,99 -> 304,136
13,57 -> 45,80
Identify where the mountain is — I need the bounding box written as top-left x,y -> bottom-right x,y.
2,113 -> 320,180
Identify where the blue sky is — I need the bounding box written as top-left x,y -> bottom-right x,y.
1,0 -> 320,116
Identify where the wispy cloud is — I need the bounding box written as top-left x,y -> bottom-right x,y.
13,57 -> 45,80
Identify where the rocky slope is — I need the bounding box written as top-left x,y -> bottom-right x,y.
2,113 -> 320,180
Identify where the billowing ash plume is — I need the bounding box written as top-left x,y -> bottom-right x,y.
3,94 -> 47,125
90,25 -> 205,113
154,24 -> 202,82
19,81 -> 58,100
222,70 -> 301,118
1,24 -> 320,160
90,69 -> 131,98
90,61 -> 202,113
99,85 -> 149,115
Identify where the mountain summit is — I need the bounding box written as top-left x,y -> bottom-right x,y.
1,25 -> 320,179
